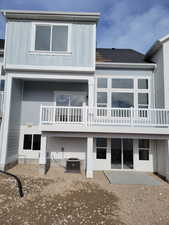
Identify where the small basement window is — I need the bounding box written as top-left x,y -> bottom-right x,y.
96,138 -> 107,159
23,134 -> 41,150
139,139 -> 150,160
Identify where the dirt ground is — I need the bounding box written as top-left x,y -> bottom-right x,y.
0,165 -> 169,225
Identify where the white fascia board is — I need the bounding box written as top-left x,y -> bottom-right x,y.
41,131 -> 169,140
96,62 -> 156,70
5,64 -> 95,73
7,72 -> 93,81
146,34 -> 169,58
40,124 -> 169,137
1,10 -> 100,23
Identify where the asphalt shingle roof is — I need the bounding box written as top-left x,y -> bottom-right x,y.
96,48 -> 151,63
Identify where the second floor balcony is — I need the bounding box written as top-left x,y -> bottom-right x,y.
40,105 -> 169,135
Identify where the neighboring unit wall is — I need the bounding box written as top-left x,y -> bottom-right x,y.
151,48 -> 165,108
6,79 -> 23,165
163,41 -> 169,108
5,21 -> 95,69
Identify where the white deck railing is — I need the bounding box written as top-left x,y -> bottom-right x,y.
0,91 -> 4,116
40,105 -> 169,128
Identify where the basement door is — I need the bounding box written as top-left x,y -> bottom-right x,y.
111,139 -> 133,169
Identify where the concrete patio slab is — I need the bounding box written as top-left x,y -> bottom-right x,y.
104,171 -> 162,186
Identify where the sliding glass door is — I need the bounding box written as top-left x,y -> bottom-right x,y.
111,139 -> 133,169
111,139 -> 122,169
123,139 -> 133,169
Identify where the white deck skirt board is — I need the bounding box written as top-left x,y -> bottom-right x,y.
41,131 -> 169,140
104,171 -> 162,185
41,124 -> 169,136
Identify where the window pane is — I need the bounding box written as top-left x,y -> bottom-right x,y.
111,92 -> 133,108
70,95 -> 85,106
139,139 -> 149,149
138,79 -> 148,89
123,139 -> 133,151
96,138 -> 107,147
96,148 -> 107,159
35,26 -> 51,51
23,135 -> 32,150
33,135 -> 41,150
138,93 -> 148,105
139,150 -> 149,160
97,78 -> 107,88
56,94 -> 69,106
97,92 -> 107,106
112,79 -> 133,89
52,26 -> 68,51
0,80 -> 5,91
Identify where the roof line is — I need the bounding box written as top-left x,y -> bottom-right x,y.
1,10 -> 100,22
146,34 -> 169,58
96,62 -> 156,70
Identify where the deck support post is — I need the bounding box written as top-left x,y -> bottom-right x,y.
39,134 -> 47,175
88,78 -> 94,107
86,136 -> 93,178
166,140 -> 169,182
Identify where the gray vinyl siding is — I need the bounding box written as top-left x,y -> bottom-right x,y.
95,68 -> 153,77
0,57 -> 3,63
6,79 -> 23,162
151,48 -> 165,108
163,41 -> 169,108
21,81 -> 88,126
5,20 -> 95,68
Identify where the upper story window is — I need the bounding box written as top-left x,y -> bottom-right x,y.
96,77 -> 151,109
112,79 -> 133,89
138,79 -> 148,89
33,23 -> 70,53
97,78 -> 107,88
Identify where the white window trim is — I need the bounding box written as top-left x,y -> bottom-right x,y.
138,148 -> 150,161
95,76 -> 152,109
95,138 -> 107,160
23,134 -> 41,151
30,22 -> 72,55
96,91 -> 108,108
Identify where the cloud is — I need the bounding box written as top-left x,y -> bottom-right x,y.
1,0 -> 169,53
97,2 -> 169,53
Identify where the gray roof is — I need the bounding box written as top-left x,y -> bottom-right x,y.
96,48 -> 152,63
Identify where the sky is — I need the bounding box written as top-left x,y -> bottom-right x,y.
1,0 -> 169,53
